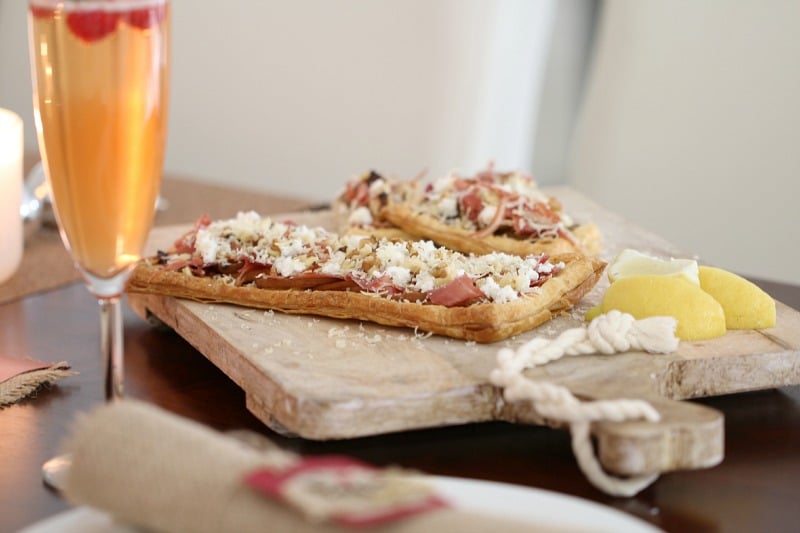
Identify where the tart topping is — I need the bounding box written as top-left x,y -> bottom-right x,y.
155,212 -> 565,306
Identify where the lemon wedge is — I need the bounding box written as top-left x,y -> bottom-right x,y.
585,304 -> 603,322
607,248 -> 700,285
698,265 -> 776,329
597,275 -> 726,341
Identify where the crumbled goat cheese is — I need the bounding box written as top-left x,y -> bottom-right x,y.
185,212 -> 563,304
274,256 -> 306,277
437,197 -> 459,218
477,205 -> 497,226
348,206 -> 373,226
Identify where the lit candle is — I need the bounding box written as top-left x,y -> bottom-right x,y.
0,108 -> 23,284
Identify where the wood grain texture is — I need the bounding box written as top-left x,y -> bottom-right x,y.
127,187 -> 800,477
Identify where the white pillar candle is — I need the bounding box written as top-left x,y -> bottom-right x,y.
0,108 -> 23,284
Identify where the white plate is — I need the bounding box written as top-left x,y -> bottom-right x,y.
20,476 -> 662,532
434,476 -> 661,532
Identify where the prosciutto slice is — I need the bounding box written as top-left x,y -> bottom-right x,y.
428,275 -> 485,307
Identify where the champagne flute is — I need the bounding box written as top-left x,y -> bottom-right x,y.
28,0 -> 170,488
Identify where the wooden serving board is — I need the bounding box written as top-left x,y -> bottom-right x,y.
128,187 -> 800,477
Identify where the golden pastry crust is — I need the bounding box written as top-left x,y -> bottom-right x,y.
571,223 -> 603,256
128,254 -> 604,343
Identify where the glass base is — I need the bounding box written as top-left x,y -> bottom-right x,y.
42,453 -> 72,492
82,268 -> 134,299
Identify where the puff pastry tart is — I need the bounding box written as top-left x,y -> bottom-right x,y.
335,166 -> 601,257
128,212 -> 604,343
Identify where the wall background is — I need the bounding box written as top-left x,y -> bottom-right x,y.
1,0 -> 798,285
568,0 -> 800,285
2,0 -> 573,195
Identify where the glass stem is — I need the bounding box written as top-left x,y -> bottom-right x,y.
99,296 -> 124,401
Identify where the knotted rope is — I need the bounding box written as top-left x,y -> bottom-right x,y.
489,310 -> 679,496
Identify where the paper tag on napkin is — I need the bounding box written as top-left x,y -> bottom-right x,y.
244,456 -> 448,528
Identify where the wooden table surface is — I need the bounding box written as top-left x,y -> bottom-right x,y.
2,177 -> 800,533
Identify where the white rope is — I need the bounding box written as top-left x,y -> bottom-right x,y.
490,310 -> 679,496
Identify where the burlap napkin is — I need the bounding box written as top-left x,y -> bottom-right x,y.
0,355 -> 75,407
0,228 -> 80,306
63,400 -> 570,533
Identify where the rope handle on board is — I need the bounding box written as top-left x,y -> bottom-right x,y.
489,310 -> 679,497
